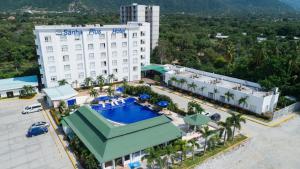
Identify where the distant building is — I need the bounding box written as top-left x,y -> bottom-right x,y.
257,37 -> 267,43
215,33 -> 229,39
34,22 -> 150,88
120,3 -> 160,51
164,65 -> 280,115
0,75 -> 38,98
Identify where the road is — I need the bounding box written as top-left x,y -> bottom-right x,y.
0,96 -> 73,169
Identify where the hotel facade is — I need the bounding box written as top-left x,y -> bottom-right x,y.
34,22 -> 150,88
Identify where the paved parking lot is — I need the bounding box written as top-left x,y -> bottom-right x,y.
0,96 -> 73,169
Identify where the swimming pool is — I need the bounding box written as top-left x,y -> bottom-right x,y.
92,101 -> 160,124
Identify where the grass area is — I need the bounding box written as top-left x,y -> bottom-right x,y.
173,134 -> 248,169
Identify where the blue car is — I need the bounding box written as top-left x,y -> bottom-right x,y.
26,126 -> 48,137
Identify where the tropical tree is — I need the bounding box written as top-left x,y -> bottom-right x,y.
224,91 -> 234,102
58,101 -> 67,116
238,96 -> 248,107
174,139 -> 188,164
169,76 -> 178,86
217,118 -> 233,143
89,88 -> 98,98
122,78 -> 128,87
107,86 -> 114,96
96,75 -> 105,85
179,78 -> 187,88
21,85 -> 35,96
188,138 -> 200,160
84,77 -> 93,87
156,156 -> 168,169
187,82 -> 197,92
142,147 -> 159,169
163,144 -> 176,168
199,126 -> 215,153
228,113 -> 246,140
58,79 -> 68,86
207,134 -> 221,150
98,80 -> 105,93
188,101 -> 204,115
108,74 -> 115,84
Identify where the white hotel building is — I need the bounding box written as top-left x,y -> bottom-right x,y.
34,22 -> 150,88
164,65 -> 280,115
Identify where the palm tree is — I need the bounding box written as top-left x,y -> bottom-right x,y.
187,82 -> 197,92
228,113 -> 246,140
122,78 -> 128,87
22,85 -> 35,96
58,101 -> 67,115
174,139 -> 188,164
238,96 -> 249,107
96,75 -> 105,85
207,134 -> 221,150
217,118 -> 233,143
169,77 -> 178,86
164,144 -> 176,168
179,78 -> 187,89
108,74 -> 115,84
188,138 -> 200,160
84,77 -> 93,87
58,79 -> 68,86
199,126 -> 215,153
224,91 -> 234,102
107,86 -> 113,96
142,147 -> 159,169
89,88 -> 98,98
98,80 -> 105,93
156,156 -> 168,169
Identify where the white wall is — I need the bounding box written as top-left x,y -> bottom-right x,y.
0,87 -> 38,98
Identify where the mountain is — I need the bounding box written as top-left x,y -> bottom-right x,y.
0,0 -> 294,15
280,0 -> 300,10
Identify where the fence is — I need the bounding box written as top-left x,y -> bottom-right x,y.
272,102 -> 300,120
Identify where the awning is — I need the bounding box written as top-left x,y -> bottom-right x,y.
183,113 -> 211,126
141,64 -> 167,74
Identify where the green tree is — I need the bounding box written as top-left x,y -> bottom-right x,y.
224,91 -> 234,102
187,82 -> 197,92
238,96 -> 249,107
108,74 -> 115,84
228,113 -> 246,140
179,78 -> 187,88
188,138 -> 200,160
96,75 -> 105,85
174,139 -> 188,165
84,77 -> 93,87
142,147 -> 159,169
89,88 -> 98,98
217,118 -> 233,143
107,86 -> 113,96
21,85 -> 35,96
199,126 -> 215,153
58,79 -> 68,86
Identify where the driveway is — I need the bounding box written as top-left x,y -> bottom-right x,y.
0,95 -> 73,169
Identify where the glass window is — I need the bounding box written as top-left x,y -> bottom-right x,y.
111,42 -> 117,48
141,39 -> 145,44
112,60 -> 117,66
122,42 -> 127,47
133,58 -> 138,64
78,72 -> 84,79
101,61 -> 107,67
101,52 -> 106,59
141,31 -> 145,36
61,45 -> 68,52
90,62 -> 95,69
112,51 -> 117,57
63,55 -> 69,62
141,47 -> 146,52
100,43 -> 106,49
74,35 -> 81,40
77,63 -> 83,70
44,36 -> 51,42
123,59 -> 128,64
133,66 -> 138,71
89,53 -> 95,60
133,41 -> 138,47
99,34 -> 105,39
123,67 -> 128,73
49,66 -> 56,73
50,76 -> 57,82
60,35 -> 67,41
123,33 -> 127,38
132,32 -> 138,38
46,46 -> 53,53
76,54 -> 83,61
102,70 -> 107,75
65,74 -> 71,80
88,44 -> 94,50
75,44 -> 82,50
113,68 -> 118,73
87,34 -> 93,40
48,56 -> 55,63
122,50 -> 127,57
111,33 -> 116,39
133,50 -> 138,56
90,71 -> 96,77
64,65 -> 71,71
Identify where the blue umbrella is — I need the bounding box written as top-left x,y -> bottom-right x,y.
157,101 -> 169,108
116,87 -> 125,93
96,96 -> 111,101
139,93 -> 150,100
128,161 -> 141,169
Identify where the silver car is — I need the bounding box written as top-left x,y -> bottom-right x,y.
31,121 -> 50,128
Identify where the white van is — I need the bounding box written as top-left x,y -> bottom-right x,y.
22,103 -> 43,114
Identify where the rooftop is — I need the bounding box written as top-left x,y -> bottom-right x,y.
63,106 -> 181,163
42,84 -> 78,101
0,75 -> 38,91
141,64 -> 168,74
165,65 -> 276,97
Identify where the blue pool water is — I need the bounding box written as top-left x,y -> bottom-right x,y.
92,101 -> 160,124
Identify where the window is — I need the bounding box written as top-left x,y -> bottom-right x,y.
141,31 -> 145,36
122,33 -> 127,38
50,76 -> 57,82
76,54 -> 83,61
112,60 -> 117,66
75,35 -> 81,40
141,39 -> 145,44
141,55 -> 145,59
63,55 -> 69,62
141,47 -> 146,52
46,46 -> 53,53
112,51 -> 117,57
49,66 -> 56,73
60,35 -> 67,41
101,52 -> 106,59
87,34 -> 93,40
100,43 -> 106,49
220,96 -> 225,102
78,72 -> 84,79
133,41 -> 138,47
123,59 -> 128,64
101,61 -> 107,67
123,67 -> 129,73
122,42 -> 127,47
90,71 -> 96,77
102,70 -> 107,75
89,53 -> 95,60
133,66 -> 138,71
65,74 -> 71,80
75,44 -> 82,50
113,68 -> 118,73
133,50 -> 138,56
48,56 -> 55,63
64,65 -> 71,71
88,44 -> 94,50
132,32 -> 138,38
44,36 -> 51,42
124,155 -> 130,161
90,62 -> 95,69
111,42 -> 117,48
61,45 -> 68,52
133,75 -> 139,80
77,63 -> 83,70
111,33 -> 116,39
99,34 -> 105,39
122,50 -> 127,57
133,58 -> 138,64
208,92 -> 214,99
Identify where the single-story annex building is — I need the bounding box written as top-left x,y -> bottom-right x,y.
62,106 -> 182,169
0,75 -> 38,98
43,84 -> 78,108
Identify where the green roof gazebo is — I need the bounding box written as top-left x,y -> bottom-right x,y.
184,113 -> 211,130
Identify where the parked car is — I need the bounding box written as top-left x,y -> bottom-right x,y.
31,121 -> 50,128
22,103 -> 42,114
210,113 -> 221,121
26,126 -> 48,137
